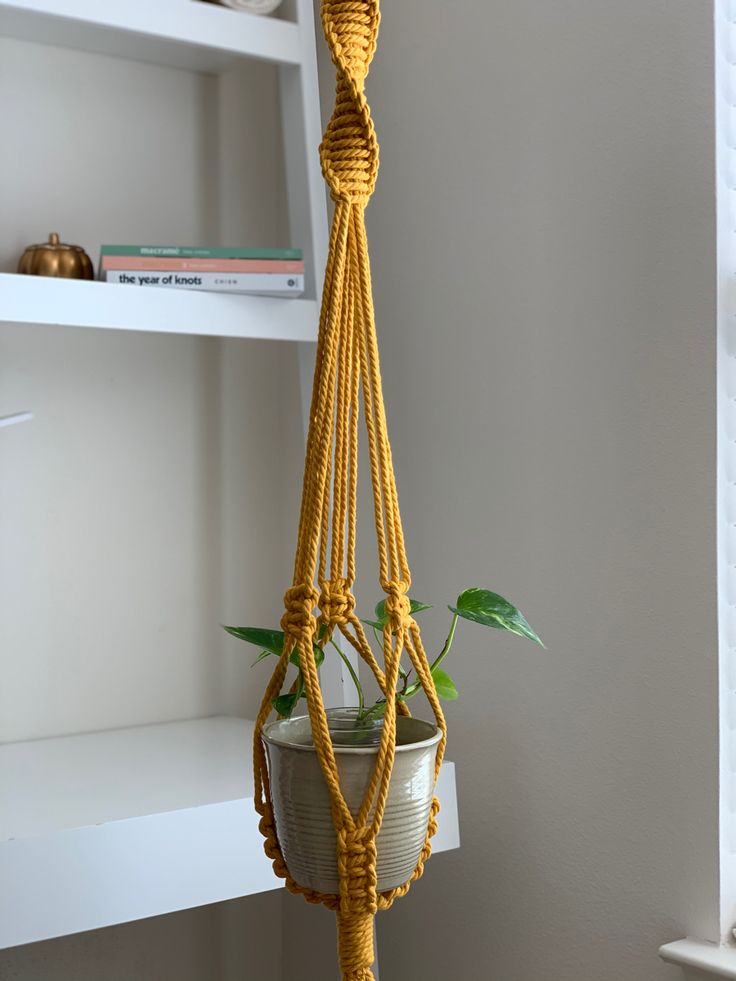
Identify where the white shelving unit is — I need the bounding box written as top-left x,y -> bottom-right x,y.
0,273 -> 319,341
0,0 -> 328,337
0,0 -> 304,71
0,0 -> 460,962
0,717 -> 459,949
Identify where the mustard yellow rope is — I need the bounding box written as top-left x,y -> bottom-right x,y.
253,3 -> 446,977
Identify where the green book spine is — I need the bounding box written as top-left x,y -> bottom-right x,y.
100,245 -> 303,260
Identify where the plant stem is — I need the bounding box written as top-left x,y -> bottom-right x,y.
329,639 -> 364,712
429,612 -> 459,673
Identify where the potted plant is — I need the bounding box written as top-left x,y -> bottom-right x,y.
225,587 -> 543,894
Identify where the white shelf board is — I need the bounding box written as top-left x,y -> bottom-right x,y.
0,0 -> 302,72
0,273 -> 318,341
660,939 -> 736,979
0,716 -> 459,949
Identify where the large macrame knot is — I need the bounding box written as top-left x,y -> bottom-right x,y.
336,825 -> 378,979
336,827 -> 378,979
383,579 -> 412,631
337,826 -> 378,914
320,578 -> 355,626
319,0 -> 380,204
281,583 -> 320,642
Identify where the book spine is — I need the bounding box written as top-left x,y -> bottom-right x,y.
101,256 -> 304,274
100,245 -> 303,260
105,270 -> 304,295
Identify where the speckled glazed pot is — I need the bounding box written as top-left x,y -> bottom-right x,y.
262,712 -> 442,894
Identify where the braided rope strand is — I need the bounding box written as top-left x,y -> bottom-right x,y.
252,4 -> 446,977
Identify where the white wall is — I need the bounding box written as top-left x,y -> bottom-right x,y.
0,37 -> 293,741
0,35 -> 297,980
293,1 -> 718,979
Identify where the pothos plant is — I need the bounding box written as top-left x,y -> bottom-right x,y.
224,588 -> 544,722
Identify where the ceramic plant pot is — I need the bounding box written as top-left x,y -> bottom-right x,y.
262,709 -> 442,894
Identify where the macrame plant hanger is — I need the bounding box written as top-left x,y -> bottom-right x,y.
253,2 -> 446,978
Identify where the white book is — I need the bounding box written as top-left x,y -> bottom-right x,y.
104,269 -> 304,296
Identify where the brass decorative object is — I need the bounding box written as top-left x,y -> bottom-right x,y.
18,232 -> 93,279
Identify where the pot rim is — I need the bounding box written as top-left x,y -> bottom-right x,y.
262,713 -> 442,755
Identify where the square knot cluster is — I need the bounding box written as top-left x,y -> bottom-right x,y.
281,583 -> 320,641
337,826 -> 378,914
319,579 -> 356,625
383,581 -> 412,630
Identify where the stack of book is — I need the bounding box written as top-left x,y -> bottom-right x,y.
98,245 -> 305,297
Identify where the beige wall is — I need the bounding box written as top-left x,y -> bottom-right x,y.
291,0 -> 718,978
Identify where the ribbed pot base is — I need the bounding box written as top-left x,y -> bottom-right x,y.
262,714 -> 441,894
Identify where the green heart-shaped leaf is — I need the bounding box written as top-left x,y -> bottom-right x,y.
224,626 -> 284,654
272,666 -> 306,720
252,648 -> 275,667
431,666 -> 459,700
272,692 -> 300,718
223,625 -> 324,667
449,588 -> 544,647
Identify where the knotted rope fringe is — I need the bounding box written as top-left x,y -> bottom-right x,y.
253,3 -> 446,978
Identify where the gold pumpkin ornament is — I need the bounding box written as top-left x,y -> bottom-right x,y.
18,232 -> 93,279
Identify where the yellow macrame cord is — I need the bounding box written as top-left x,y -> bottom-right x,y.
253,3 -> 447,978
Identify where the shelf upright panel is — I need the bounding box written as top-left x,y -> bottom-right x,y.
279,0 -> 328,305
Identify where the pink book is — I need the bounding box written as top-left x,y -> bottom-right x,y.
100,256 -> 305,274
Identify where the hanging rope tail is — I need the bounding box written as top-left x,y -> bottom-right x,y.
253,3 -> 447,978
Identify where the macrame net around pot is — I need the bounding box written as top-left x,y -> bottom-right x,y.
253,3 -> 446,978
